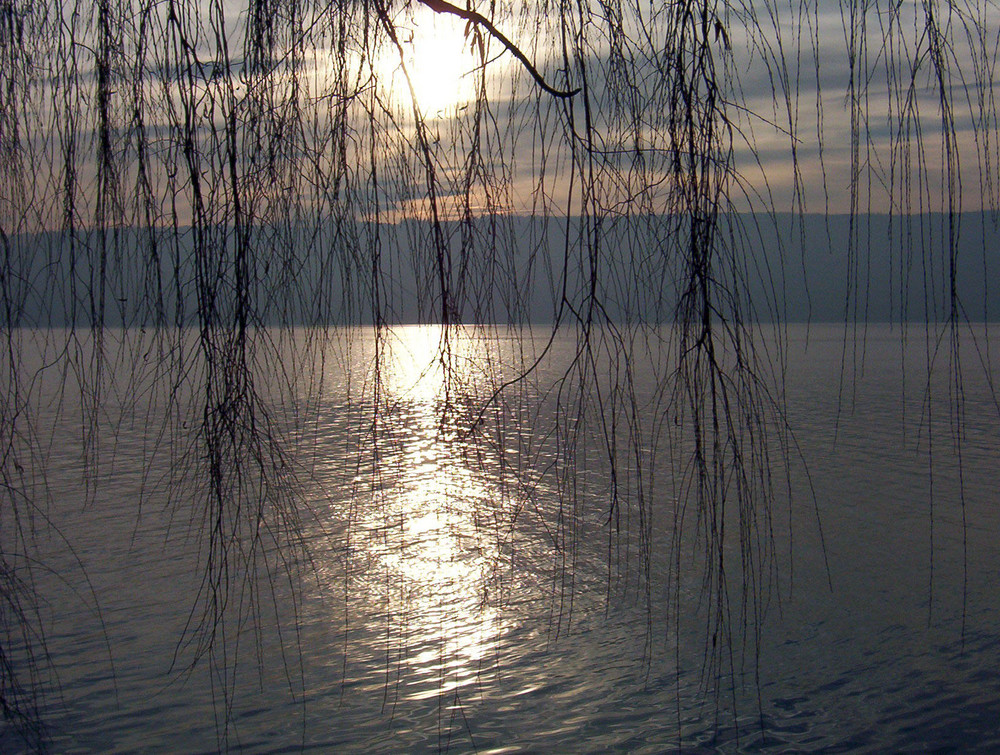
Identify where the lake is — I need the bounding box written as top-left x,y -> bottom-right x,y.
2,322 -> 999,752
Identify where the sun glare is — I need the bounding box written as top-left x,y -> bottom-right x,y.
388,7 -> 478,117
385,324 -> 446,402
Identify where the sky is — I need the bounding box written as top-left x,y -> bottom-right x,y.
367,0 -> 1000,217
3,0 -> 999,326
7,0 -> 999,224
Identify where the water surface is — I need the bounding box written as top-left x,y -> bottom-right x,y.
3,323 -> 999,752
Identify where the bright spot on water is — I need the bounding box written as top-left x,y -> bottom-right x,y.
356,324 -> 513,699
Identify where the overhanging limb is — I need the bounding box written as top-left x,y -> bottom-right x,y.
418,0 -> 580,98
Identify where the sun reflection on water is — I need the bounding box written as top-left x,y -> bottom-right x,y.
351,324 -> 517,703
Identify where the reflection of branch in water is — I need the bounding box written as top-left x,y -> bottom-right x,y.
417,0 -> 580,98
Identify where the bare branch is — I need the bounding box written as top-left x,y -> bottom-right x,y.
418,0 -> 580,98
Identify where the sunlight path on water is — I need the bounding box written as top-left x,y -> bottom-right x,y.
347,325 -> 523,710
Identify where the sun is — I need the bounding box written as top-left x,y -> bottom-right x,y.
390,5 -> 478,117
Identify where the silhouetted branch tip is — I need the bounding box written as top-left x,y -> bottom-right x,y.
417,0 -> 580,98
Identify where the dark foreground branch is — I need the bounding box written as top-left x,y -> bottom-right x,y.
418,0 -> 580,98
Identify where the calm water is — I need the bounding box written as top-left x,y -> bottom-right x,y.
3,323 -> 999,752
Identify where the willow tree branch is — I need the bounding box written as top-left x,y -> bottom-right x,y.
418,0 -> 580,98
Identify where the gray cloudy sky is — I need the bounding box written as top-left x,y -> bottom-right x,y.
6,0 -> 998,231
353,0 -> 1000,219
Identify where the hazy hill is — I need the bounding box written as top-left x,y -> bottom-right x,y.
4,213 -> 996,327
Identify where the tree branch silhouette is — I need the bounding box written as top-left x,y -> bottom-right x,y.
417,0 -> 580,98
0,0 -> 996,748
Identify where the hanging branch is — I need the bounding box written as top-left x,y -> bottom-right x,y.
418,0 -> 580,98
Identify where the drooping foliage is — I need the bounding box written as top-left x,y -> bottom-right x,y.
1,0 -> 997,746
